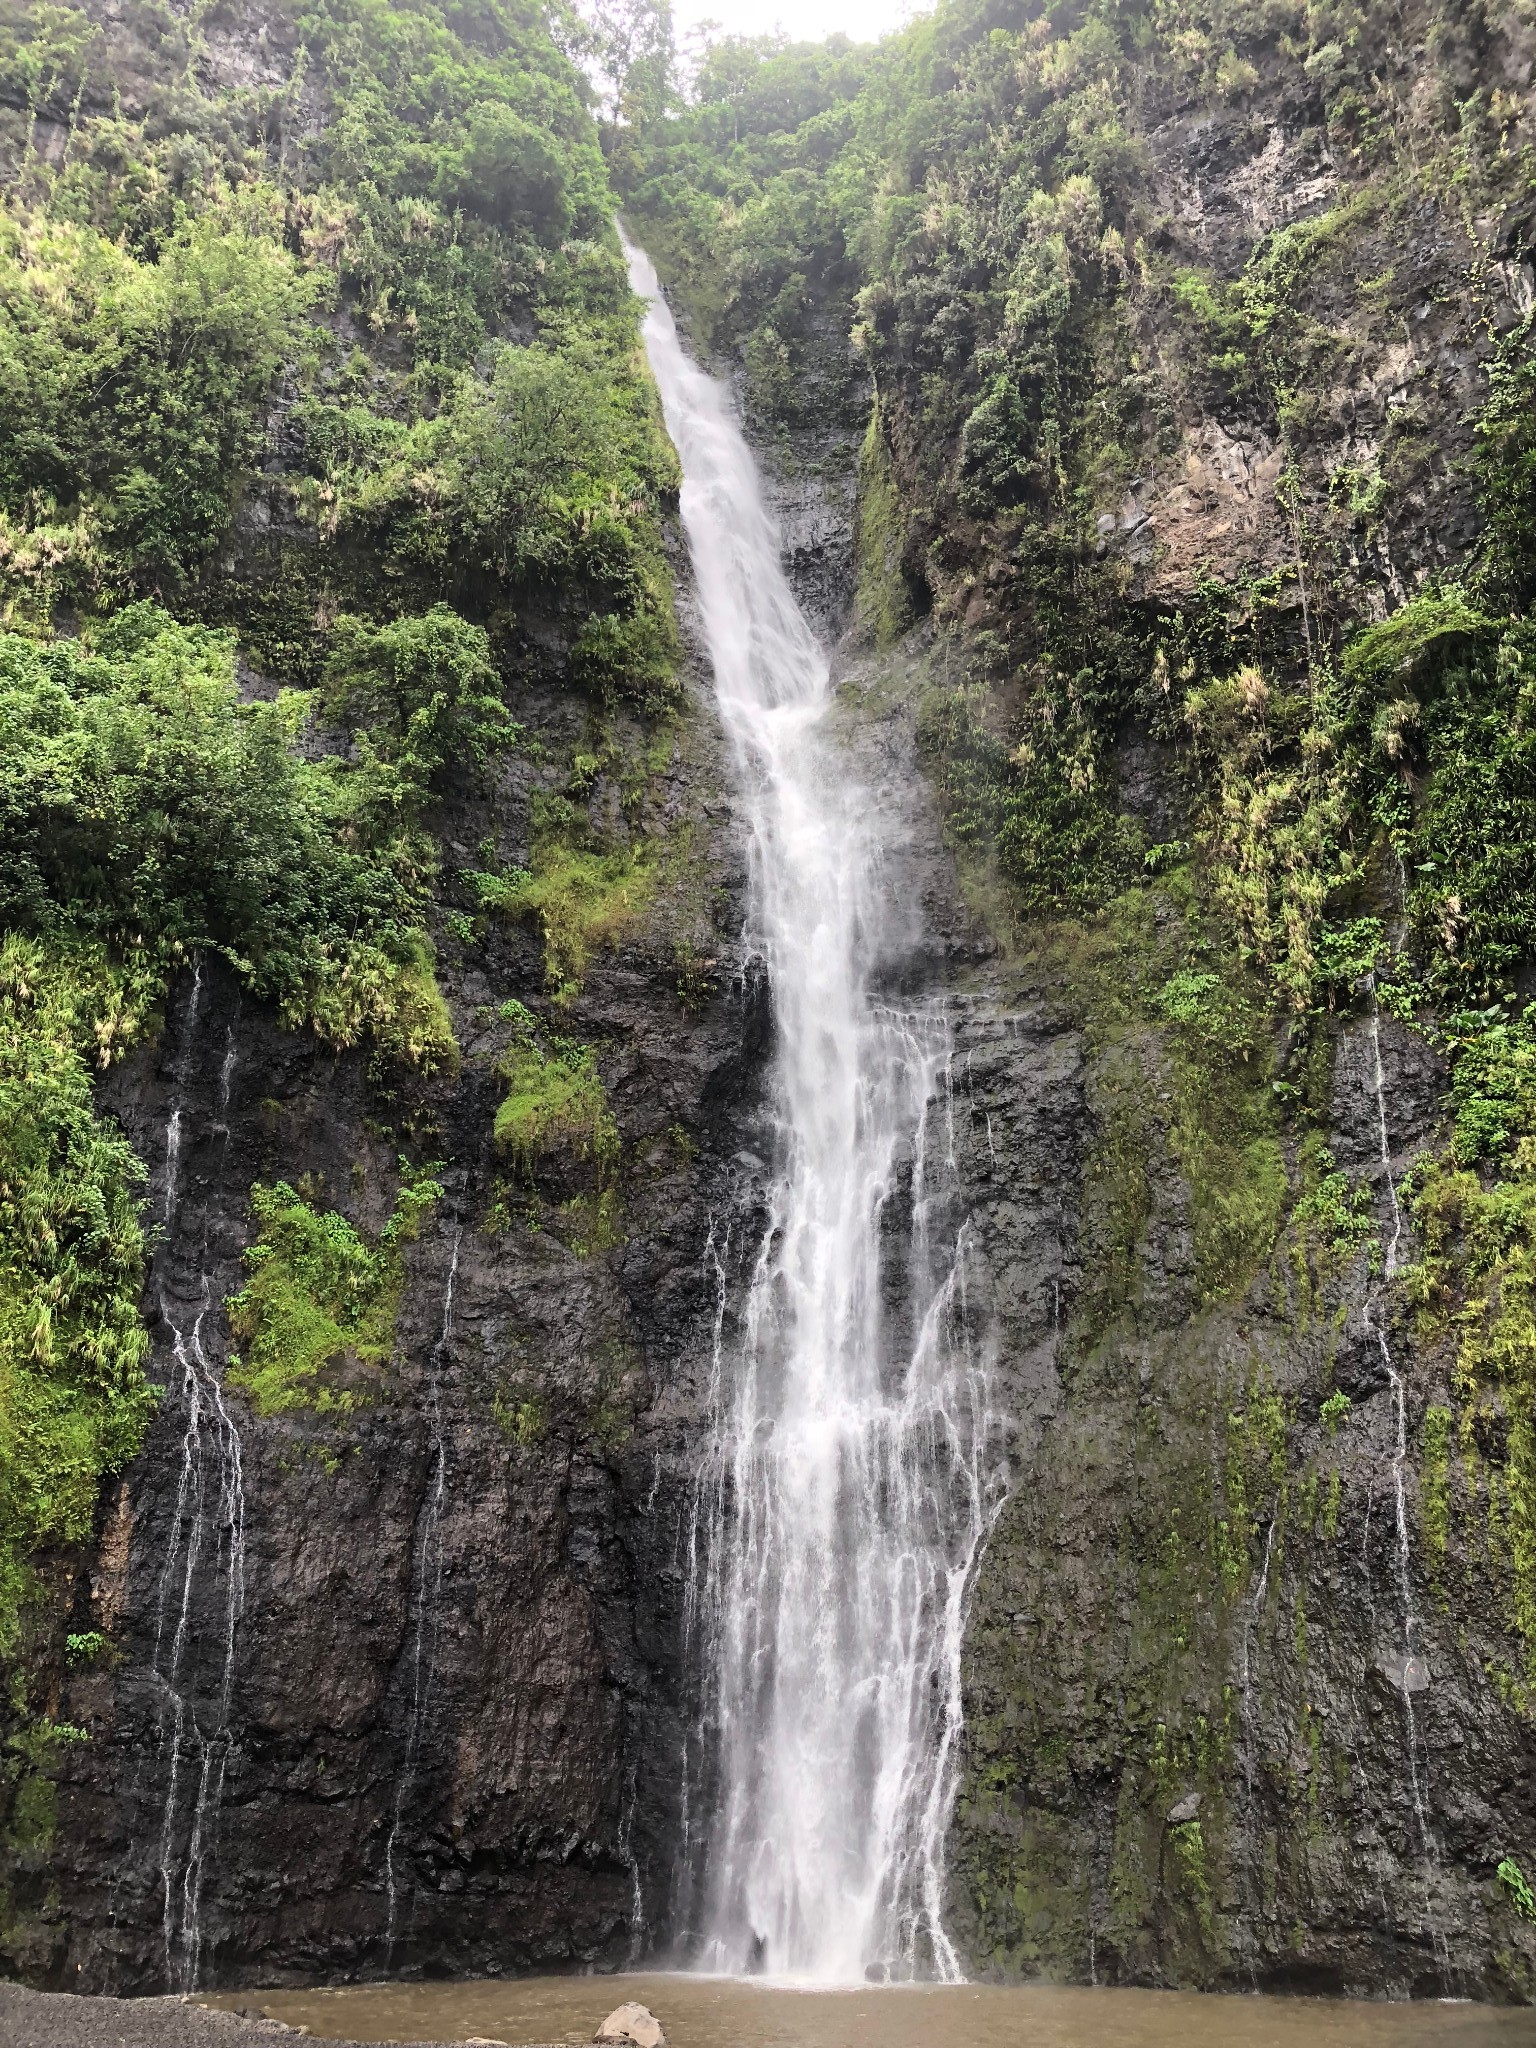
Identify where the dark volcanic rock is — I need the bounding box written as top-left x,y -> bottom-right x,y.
23,647 -> 764,1994
12,14 -> 1536,2008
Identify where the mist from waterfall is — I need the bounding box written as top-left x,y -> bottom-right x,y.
625,236 -> 998,1986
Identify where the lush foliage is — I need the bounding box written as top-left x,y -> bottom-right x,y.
0,203 -> 316,610
0,606 -> 453,1052
0,0 -> 680,1699
475,836 -> 659,1000
0,594 -> 472,1649
0,0 -> 680,684
321,605 -> 514,784
1500,1856 -> 1536,1922
226,1170 -> 441,1418
492,1001 -> 618,1178
0,937 -> 157,1654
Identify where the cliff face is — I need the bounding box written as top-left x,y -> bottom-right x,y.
8,0 -> 1536,2009
17,659 -> 754,1992
0,0 -> 756,1993
947,913 -> 1536,1999
613,0 -> 1536,1999
828,640 -> 1536,2003
915,41 -> 1536,1994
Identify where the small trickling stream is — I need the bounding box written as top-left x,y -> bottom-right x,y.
1363,956 -> 1449,1987
384,1222 -> 461,1958
151,964 -> 248,1990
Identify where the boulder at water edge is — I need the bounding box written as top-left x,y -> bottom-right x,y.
595,2004 -> 666,2048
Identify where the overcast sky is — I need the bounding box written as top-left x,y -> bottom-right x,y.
671,0 -> 919,54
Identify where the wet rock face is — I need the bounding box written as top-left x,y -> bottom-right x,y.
20,126 -> 1536,2011
31,663 -> 765,1995
944,920 -> 1536,2001
814,635 -> 1511,1997
822,632 -> 1536,1996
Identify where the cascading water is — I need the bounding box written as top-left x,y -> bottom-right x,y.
626,237 -> 999,1985
154,1289 -> 246,1989
1362,951 -> 1450,1986
150,963 -> 248,1990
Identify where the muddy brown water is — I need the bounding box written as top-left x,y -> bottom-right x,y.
205,1974 -> 1536,2046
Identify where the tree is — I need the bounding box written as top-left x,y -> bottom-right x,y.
584,0 -> 676,129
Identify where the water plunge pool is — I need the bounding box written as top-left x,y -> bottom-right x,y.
204,1973 -> 1536,2046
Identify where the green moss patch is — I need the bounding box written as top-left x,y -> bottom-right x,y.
492,1004 -> 617,1180
477,843 -> 658,1002
225,1172 -> 441,1420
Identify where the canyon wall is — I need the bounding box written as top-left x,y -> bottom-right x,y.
4,0 -> 1536,2008
621,0 -> 1536,1997
18,652 -> 756,1992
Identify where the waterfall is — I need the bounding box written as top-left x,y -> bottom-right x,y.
153,1290 -> 246,1990
1363,963 -> 1450,1988
150,964 -> 247,1991
626,236 -> 998,1985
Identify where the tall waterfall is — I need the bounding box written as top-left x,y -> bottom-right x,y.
625,237 -> 998,1985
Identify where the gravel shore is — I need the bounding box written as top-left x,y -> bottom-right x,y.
0,1983 -> 538,2048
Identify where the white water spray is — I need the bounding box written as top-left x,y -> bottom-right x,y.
153,1291 -> 247,1988
627,237 -> 998,1985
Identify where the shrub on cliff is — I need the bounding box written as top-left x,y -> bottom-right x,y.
0,606 -> 445,1040
0,937 -> 157,1657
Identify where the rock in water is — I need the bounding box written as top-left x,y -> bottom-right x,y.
595,2003 -> 666,2048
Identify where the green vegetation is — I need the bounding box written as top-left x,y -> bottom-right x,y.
0,597 -> 468,1650
1500,1857 -> 1536,1922
0,0 -> 686,1716
1320,1391 -> 1351,1437
0,205 -> 316,611
0,1717 -> 86,1896
226,1170 -> 441,1419
495,1389 -> 549,1446
1052,878 -> 1285,1319
0,937 -> 155,1656
321,605 -> 515,784
493,1001 -> 617,1180
475,839 -> 659,1000
1292,1147 -> 1377,1268
0,0 -> 680,669
1410,1131 -> 1536,1679
854,406 -> 915,648
0,607 -> 457,1058
486,999 -> 622,1258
